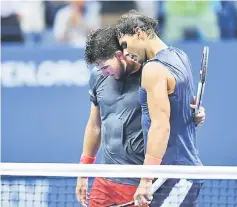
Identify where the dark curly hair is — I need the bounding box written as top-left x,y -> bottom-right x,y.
85,27 -> 122,66
116,10 -> 159,39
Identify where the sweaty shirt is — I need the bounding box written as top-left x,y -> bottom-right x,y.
89,67 -> 144,185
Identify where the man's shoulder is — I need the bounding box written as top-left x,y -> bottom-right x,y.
90,66 -> 102,79
145,46 -> 190,70
142,60 -> 167,76
89,66 -> 106,88
172,46 -> 189,57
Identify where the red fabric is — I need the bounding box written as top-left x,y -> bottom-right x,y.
90,177 -> 138,207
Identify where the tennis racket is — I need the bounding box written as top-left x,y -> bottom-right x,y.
110,178 -> 167,207
195,46 -> 209,115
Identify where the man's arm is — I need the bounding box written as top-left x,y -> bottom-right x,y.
142,62 -> 171,160
134,62 -> 171,206
76,103 -> 101,206
82,103 -> 101,158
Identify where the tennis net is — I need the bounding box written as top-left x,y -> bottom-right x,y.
1,163 -> 237,207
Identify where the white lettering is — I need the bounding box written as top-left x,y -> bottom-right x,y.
1,60 -> 90,87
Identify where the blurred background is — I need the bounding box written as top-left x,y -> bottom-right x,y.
1,0 -> 237,206
2,0 -> 237,46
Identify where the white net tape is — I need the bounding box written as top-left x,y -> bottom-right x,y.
1,163 -> 237,179
1,163 -> 237,207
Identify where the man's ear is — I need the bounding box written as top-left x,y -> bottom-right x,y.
115,51 -> 125,60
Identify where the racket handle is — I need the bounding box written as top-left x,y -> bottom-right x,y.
195,82 -> 205,114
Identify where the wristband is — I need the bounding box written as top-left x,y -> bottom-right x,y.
144,154 -> 162,165
143,154 -> 162,181
80,154 -> 96,164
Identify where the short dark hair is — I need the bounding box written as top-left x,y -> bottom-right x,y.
85,27 -> 122,66
116,10 -> 159,39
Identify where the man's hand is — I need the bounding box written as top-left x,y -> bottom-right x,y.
191,105 -> 205,125
134,178 -> 153,206
76,177 -> 89,207
190,96 -> 205,125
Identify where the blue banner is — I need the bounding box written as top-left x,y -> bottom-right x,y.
1,42 -> 237,206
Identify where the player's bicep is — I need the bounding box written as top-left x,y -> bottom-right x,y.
88,103 -> 101,129
142,63 -> 170,127
147,80 -> 170,125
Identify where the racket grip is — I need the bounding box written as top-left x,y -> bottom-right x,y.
195,82 -> 203,114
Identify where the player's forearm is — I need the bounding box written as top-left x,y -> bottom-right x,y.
82,121 -> 101,158
146,121 -> 170,160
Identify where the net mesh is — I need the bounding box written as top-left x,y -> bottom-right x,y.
1,163 -> 237,207
1,176 -> 77,207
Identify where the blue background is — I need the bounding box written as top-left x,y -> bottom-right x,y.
1,42 -> 237,206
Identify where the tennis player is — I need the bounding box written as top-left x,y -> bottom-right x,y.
76,25 -> 205,207
116,10 -> 203,206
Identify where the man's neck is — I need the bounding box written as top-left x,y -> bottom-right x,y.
145,37 -> 168,60
127,62 -> 142,75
